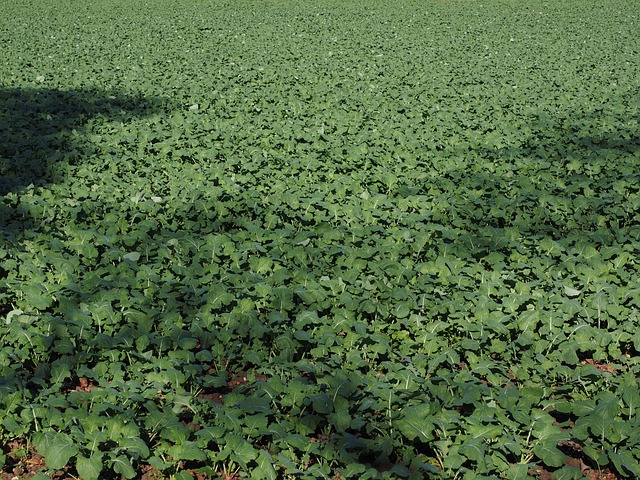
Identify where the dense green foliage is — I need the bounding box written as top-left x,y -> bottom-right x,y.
1,0 -> 639,478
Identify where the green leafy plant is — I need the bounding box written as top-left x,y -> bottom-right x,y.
1,0 -> 639,478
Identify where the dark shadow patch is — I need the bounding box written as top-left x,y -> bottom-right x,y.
0,87 -> 167,195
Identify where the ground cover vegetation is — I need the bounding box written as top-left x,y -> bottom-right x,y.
1,0 -> 639,478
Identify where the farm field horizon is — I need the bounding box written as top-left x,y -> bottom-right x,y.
1,0 -> 639,478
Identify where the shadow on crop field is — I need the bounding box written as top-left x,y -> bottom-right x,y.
449,102 -> 640,251
0,87 -> 166,235
1,82 -> 637,477
0,88 -> 164,353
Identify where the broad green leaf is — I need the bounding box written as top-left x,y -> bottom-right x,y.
252,450 -> 277,480
459,438 -> 486,463
442,450 -> 465,470
337,462 -> 367,478
167,442 -> 207,462
580,413 -> 614,441
396,405 -> 434,443
111,455 -> 136,479
311,394 -> 332,415
250,256 -> 273,274
468,423 -> 503,440
76,454 -> 103,480
173,472 -> 194,480
533,443 -> 567,468
147,455 -> 170,470
50,362 -> 72,384
563,286 -> 581,297
622,388 -> 640,417
582,444 -> 608,465
238,396 -> 271,413
2,416 -> 25,436
160,422 -> 190,443
33,432 -> 78,470
505,463 -> 530,480
243,413 -> 269,435
328,409 -> 352,432
219,435 -> 258,468
122,252 -> 141,262
27,475 -> 50,480
117,437 -> 150,459
593,393 -> 619,418
23,284 -> 54,310
570,399 -> 596,417
609,449 -> 640,477
195,426 -> 225,446
550,466 -> 582,480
